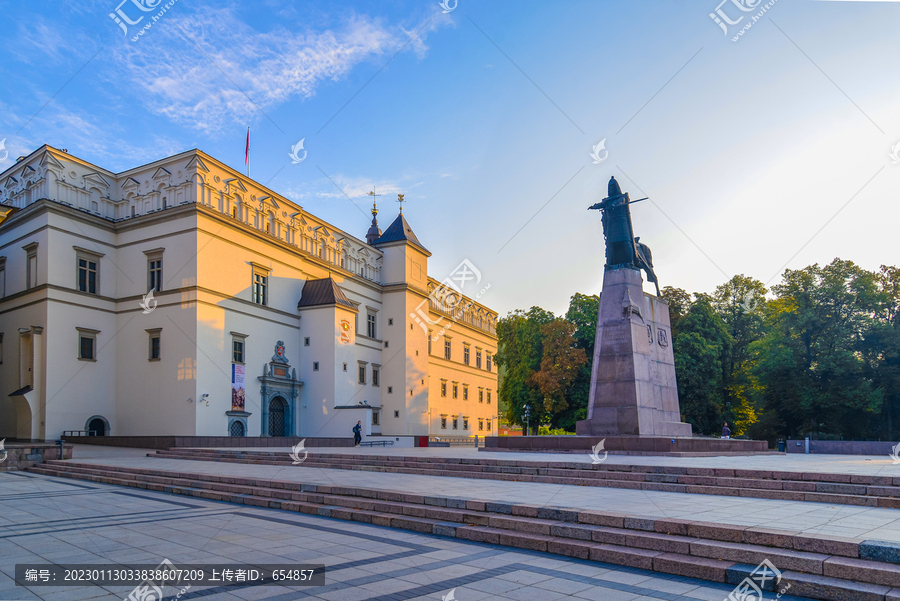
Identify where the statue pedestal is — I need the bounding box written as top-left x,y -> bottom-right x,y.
576,268 -> 691,437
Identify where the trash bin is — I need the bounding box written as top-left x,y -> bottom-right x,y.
777,440 -> 785,453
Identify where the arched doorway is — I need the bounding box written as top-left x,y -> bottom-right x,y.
268,397 -> 287,437
88,418 -> 107,436
229,420 -> 245,437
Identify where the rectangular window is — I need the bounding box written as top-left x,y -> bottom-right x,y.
0,259 -> 6,297
487,420 -> 492,431
428,333 -> 432,355
463,385 -> 468,400
231,332 -> 247,363
452,383 -> 458,399
441,416 -> 447,429
252,272 -> 268,305
444,339 -> 451,360
372,368 -> 380,387
148,259 -> 162,292
463,417 -> 469,430
304,337 -> 310,346
476,350 -> 482,369
359,365 -> 366,384
388,386 -> 393,394
78,258 -> 98,294
478,389 -> 484,403
367,313 -> 376,338
487,353 -> 492,371
388,318 -> 393,326
452,417 -> 458,430
394,410 -> 399,418
343,362 -> 348,372
149,333 -> 161,360
313,361 -> 319,371
25,243 -> 38,289
487,390 -> 491,404
440,381 -> 447,397
479,419 -> 484,431
464,346 -> 470,365
77,328 -> 99,361
372,412 -> 379,426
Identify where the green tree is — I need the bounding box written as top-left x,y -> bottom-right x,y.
660,286 -> 691,341
862,265 -> 900,440
495,306 -> 555,431
560,293 -> 599,431
673,297 -> 733,434
753,259 -> 881,439
711,275 -> 768,434
529,319 -> 588,429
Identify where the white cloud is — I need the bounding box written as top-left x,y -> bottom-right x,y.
113,9 -> 436,134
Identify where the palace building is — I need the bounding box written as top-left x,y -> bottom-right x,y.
0,146 -> 498,442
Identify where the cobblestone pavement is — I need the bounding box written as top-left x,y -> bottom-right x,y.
0,471 -> 814,601
64,446 -> 900,544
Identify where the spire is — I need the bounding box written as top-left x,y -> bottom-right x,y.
365,195 -> 381,244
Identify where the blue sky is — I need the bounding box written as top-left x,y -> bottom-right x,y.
2,0 -> 898,316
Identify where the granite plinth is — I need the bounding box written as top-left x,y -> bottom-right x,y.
577,268 -> 691,437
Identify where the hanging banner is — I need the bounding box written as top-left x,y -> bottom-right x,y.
232,364 -> 245,411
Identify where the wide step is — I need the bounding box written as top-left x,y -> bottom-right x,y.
25,460 -> 900,601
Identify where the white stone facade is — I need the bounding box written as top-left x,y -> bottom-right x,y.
0,146 -> 498,441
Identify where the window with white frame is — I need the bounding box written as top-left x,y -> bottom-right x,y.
231,332 -> 247,363
147,328 -> 161,361
24,243 -> 37,289
77,327 -> 99,361
358,362 -> 367,384
145,249 -> 164,292
367,312 -> 376,338
75,247 -> 103,296
252,266 -> 269,305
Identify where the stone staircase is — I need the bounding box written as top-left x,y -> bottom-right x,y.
28,459 -> 900,601
147,448 -> 900,509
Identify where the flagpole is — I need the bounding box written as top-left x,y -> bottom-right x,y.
246,126 -> 250,178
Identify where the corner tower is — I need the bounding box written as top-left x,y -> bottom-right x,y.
372,206 -> 430,436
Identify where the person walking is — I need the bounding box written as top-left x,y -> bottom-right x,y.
721,421 -> 731,440
352,421 -> 362,446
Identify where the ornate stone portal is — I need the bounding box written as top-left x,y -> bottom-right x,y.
575,178 -> 691,437
258,341 -> 303,437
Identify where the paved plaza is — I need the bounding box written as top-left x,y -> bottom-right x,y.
0,468 -> 816,601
